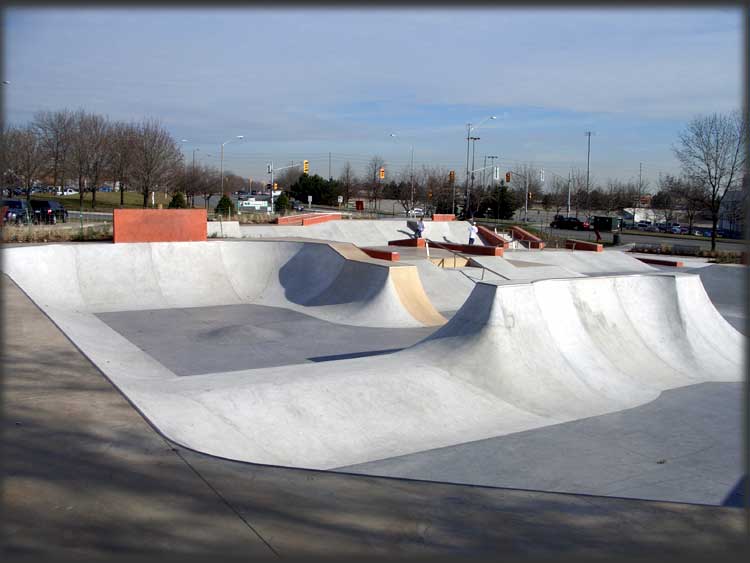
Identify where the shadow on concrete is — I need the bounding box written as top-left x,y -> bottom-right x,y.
721,475 -> 747,507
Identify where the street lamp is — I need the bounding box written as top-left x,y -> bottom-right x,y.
463,115 -> 496,216
389,133 -> 415,213
220,135 -> 244,194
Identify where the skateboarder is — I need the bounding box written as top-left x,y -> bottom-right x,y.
416,217 -> 425,239
468,220 -> 478,245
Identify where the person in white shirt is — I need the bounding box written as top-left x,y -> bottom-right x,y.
468,220 -> 478,245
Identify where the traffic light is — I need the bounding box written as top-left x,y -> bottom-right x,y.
273,182 -> 278,189
506,172 -> 512,183
427,191 -> 433,199
379,167 -> 385,179
449,170 -> 455,183
528,192 -> 533,201
303,160 -> 309,174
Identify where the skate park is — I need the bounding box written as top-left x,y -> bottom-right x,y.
3,209 -> 745,523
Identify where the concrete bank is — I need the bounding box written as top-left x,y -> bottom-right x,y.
3,275 -> 748,558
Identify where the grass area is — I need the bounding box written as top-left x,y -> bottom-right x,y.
621,228 -> 745,244
28,191 -> 169,211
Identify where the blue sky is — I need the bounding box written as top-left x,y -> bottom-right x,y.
3,7 -> 744,188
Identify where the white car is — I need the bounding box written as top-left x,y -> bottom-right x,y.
407,208 -> 424,217
57,188 -> 78,196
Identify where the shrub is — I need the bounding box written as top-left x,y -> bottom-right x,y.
168,192 -> 187,209
274,193 -> 290,214
214,195 -> 233,217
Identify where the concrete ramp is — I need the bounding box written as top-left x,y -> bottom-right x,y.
502,248 -> 658,275
2,240 -> 445,328
2,243 -> 741,471
241,219 -> 482,247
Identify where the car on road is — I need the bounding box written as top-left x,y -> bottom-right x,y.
407,208 -> 424,217
550,215 -> 590,230
293,203 -> 305,212
2,199 -> 32,224
30,199 -> 68,224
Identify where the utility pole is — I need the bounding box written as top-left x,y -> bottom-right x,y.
465,123 -> 472,215
567,170 -> 572,216
482,155 -> 487,189
329,152 -> 332,181
469,137 -> 479,216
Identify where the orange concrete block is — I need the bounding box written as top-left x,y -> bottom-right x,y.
431,214 -> 456,222
113,209 -> 207,243
634,257 -> 684,267
510,226 -> 546,249
360,248 -> 400,261
388,238 -> 426,247
301,213 -> 341,226
565,239 -> 603,252
476,225 -> 510,248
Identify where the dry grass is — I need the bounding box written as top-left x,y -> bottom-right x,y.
2,223 -> 113,243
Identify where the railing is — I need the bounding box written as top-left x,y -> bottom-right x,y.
424,238 -> 511,282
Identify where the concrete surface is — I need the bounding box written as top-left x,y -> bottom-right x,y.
207,220 -> 241,238
97,303 -> 436,376
339,382 -> 744,505
1,240 -> 742,474
4,275 -> 748,558
240,218 -> 485,247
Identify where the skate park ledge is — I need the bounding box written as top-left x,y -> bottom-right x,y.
510,226 -> 545,249
634,256 -> 685,267
431,214 -> 456,221
429,240 -> 505,256
477,225 -> 510,248
113,209 -> 207,243
565,239 -> 604,252
360,247 -> 400,261
276,213 -> 341,226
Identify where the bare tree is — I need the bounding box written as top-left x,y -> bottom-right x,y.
365,155 -> 385,211
130,118 -> 183,208
107,121 -> 138,206
337,161 -> 357,204
85,114 -> 110,208
10,125 -> 46,200
0,126 -> 22,196
674,111 -> 747,250
33,109 -> 74,192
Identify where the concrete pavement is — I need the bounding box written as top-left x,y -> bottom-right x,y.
4,275 -> 747,558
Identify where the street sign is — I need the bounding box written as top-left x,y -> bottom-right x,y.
307,195 -> 312,204
337,195 -> 343,204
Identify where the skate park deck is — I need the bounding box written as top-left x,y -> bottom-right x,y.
5,272 -> 745,557
2,237 -> 744,505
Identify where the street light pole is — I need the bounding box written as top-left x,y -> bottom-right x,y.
463,115 -> 496,217
220,135 -> 244,195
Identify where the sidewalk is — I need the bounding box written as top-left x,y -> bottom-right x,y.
2,275 -> 747,558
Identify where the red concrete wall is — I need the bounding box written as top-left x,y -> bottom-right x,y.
113,209 -> 207,243
275,213 -> 342,226
431,242 -> 504,256
388,238 -> 426,247
360,248 -> 400,261
431,214 -> 456,222
565,239 -> 603,252
301,213 -> 342,226
476,225 -> 510,248
510,226 -> 546,249
634,257 -> 684,267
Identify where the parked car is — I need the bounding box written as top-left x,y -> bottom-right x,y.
635,221 -> 652,230
550,216 -> 590,230
57,188 -> 78,196
293,203 -> 305,212
30,199 -> 68,224
407,207 -> 424,217
2,199 -> 32,224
